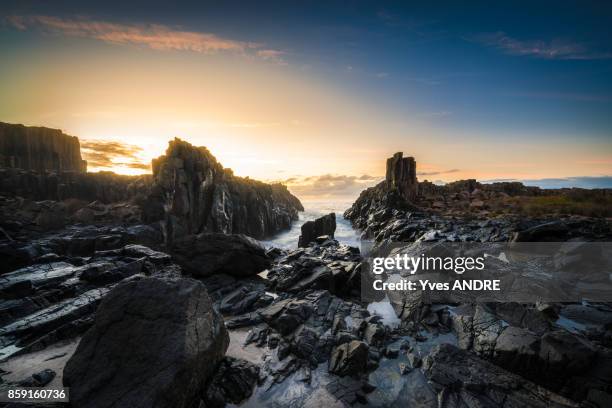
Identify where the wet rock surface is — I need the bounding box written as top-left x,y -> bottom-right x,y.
298,212 -> 337,247
171,233 -> 271,278
423,343 -> 577,408
63,277 -> 229,408
2,148 -> 612,408
204,356 -> 260,407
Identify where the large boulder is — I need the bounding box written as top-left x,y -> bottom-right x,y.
63,277 -> 229,408
171,233 -> 271,278
298,213 -> 336,247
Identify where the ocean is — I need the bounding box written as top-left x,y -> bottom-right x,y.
261,197 -> 362,250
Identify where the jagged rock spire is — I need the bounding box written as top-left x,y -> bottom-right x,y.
385,152 -> 418,201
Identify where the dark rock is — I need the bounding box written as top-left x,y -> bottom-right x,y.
204,357 -> 259,408
149,138 -> 302,243
0,122 -> 86,172
1,286 -> 111,358
298,213 -> 336,247
385,152 -> 418,202
245,326 -> 269,347
63,277 -> 229,408
493,326 -> 540,374
512,221 -> 570,242
18,369 -> 56,387
171,233 -> 271,278
291,325 -> 320,362
538,330 -> 596,376
423,343 -> 576,408
398,363 -> 411,375
329,340 -> 369,377
407,352 -> 422,368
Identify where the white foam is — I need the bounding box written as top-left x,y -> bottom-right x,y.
367,296 -> 401,328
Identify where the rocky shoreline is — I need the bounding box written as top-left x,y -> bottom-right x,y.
1,142 -> 612,407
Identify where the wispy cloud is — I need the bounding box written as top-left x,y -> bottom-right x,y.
279,174 -> 382,197
417,168 -> 460,177
256,49 -> 287,65
470,31 -> 612,60
5,15 -> 284,60
80,139 -> 150,172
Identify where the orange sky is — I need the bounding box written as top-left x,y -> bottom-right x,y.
1,14 -> 610,196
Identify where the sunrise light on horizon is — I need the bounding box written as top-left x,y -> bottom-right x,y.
1,2 -> 611,196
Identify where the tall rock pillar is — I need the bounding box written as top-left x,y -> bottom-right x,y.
385,152 -> 418,202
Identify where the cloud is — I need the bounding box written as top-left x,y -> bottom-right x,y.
5,15 -> 283,60
80,139 -> 150,172
417,168 -> 460,176
481,176 -> 612,189
280,174 -> 382,198
256,49 -> 287,65
471,32 -> 612,60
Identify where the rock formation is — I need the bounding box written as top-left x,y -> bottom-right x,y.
0,132 -> 302,241
146,138 -> 303,243
63,277 -> 229,408
298,212 -> 336,247
0,122 -> 86,172
385,152 -> 418,201
170,233 -> 271,278
0,168 -> 151,203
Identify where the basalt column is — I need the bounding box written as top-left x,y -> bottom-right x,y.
385,152 -> 418,202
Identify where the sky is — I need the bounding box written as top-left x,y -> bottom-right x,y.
1,1 -> 611,197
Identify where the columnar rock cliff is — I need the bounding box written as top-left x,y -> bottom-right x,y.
344,152 -> 420,231
0,126 -> 302,242
386,152 -> 418,201
0,122 -> 86,172
145,138 -> 303,244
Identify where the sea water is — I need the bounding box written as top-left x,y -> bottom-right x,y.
261,197 -> 362,250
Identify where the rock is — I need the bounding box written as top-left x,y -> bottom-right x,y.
538,330 -> 596,376
398,363 -> 411,375
171,233 -> 271,278
0,122 -> 87,172
407,352 -> 422,369
385,152 -> 418,202
18,369 -> 56,387
493,326 -> 540,374
298,213 -> 336,247
63,277 -> 229,408
268,240 -> 361,295
472,305 -> 505,356
265,300 -> 313,336
149,138 -> 302,243
204,357 -> 259,408
291,325 -> 320,362
512,221 -> 570,242
423,343 -> 576,408
329,340 -> 369,377
1,286 -> 111,358
363,322 -> 385,347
